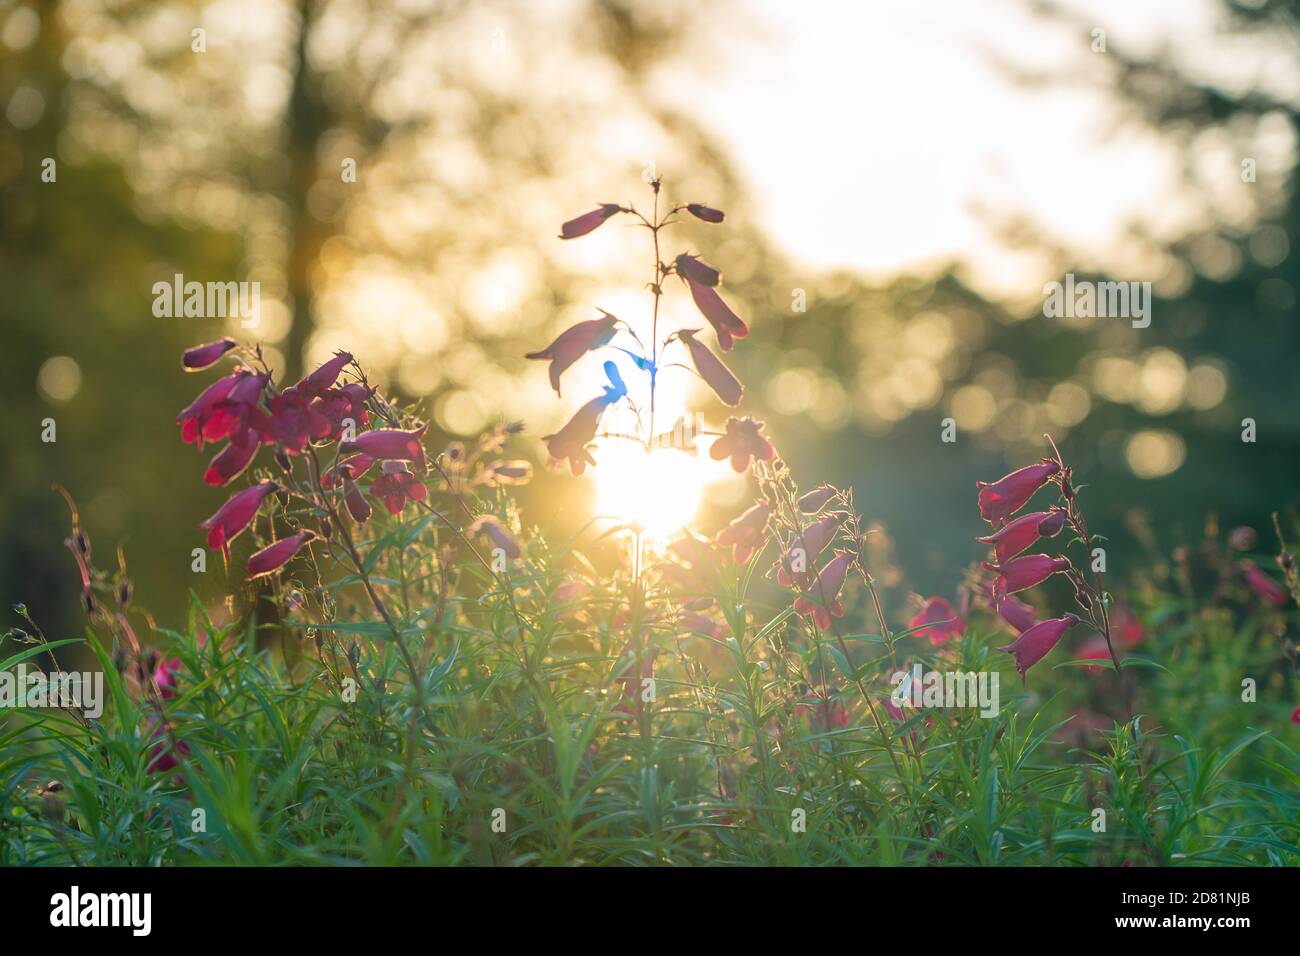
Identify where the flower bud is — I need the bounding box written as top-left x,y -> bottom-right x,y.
686,203 -> 725,223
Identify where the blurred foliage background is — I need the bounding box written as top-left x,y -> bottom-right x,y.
3,0 -> 1298,641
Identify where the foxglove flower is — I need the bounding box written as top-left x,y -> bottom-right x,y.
200,480 -> 277,559
292,351 -> 353,399
322,454 -> 376,489
798,484 -> 838,513
716,500 -> 770,565
685,279 -> 748,351
542,394 -> 616,476
986,553 -> 1071,597
145,716 -> 191,774
976,508 -> 1066,562
370,460 -> 428,515
182,337 -> 236,371
343,476 -> 371,523
678,329 -> 742,406
686,203 -> 725,223
264,392 -> 332,454
199,372 -> 270,447
908,597 -> 966,646
177,370 -> 251,448
775,512 -> 843,587
559,203 -> 621,239
710,416 -> 775,473
977,461 -> 1059,527
341,425 -> 428,474
993,592 -> 1038,634
247,531 -> 316,578
469,515 -> 522,561
997,613 -> 1080,680
675,253 -> 721,287
1239,560 -> 1288,607
525,311 -> 619,396
313,382 -> 371,441
793,551 -> 853,629
204,432 -> 259,486
153,657 -> 183,700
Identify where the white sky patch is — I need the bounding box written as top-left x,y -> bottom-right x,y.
656,0 -> 1289,298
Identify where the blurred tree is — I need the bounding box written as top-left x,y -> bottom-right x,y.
0,0 -> 744,633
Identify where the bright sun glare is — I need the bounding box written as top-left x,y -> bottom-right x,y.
592,441 -> 713,540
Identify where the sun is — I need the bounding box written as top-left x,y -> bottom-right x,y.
592,441 -> 714,540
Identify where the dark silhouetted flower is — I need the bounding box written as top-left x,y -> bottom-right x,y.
716,500 -> 770,564
677,329 -> 742,406
710,416 -> 774,473
182,337 -> 236,371
685,278 -> 748,351
559,204 -> 621,239
793,551 -> 853,629
469,515 -> 522,561
542,394 -> 617,476
686,203 -> 725,223
674,253 -> 721,287
525,311 -> 619,395
798,484 -> 838,513
775,512 -> 843,587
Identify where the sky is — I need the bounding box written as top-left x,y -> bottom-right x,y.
658,0 -> 1293,301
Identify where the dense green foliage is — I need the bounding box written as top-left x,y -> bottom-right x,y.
3,475 -> 1296,866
